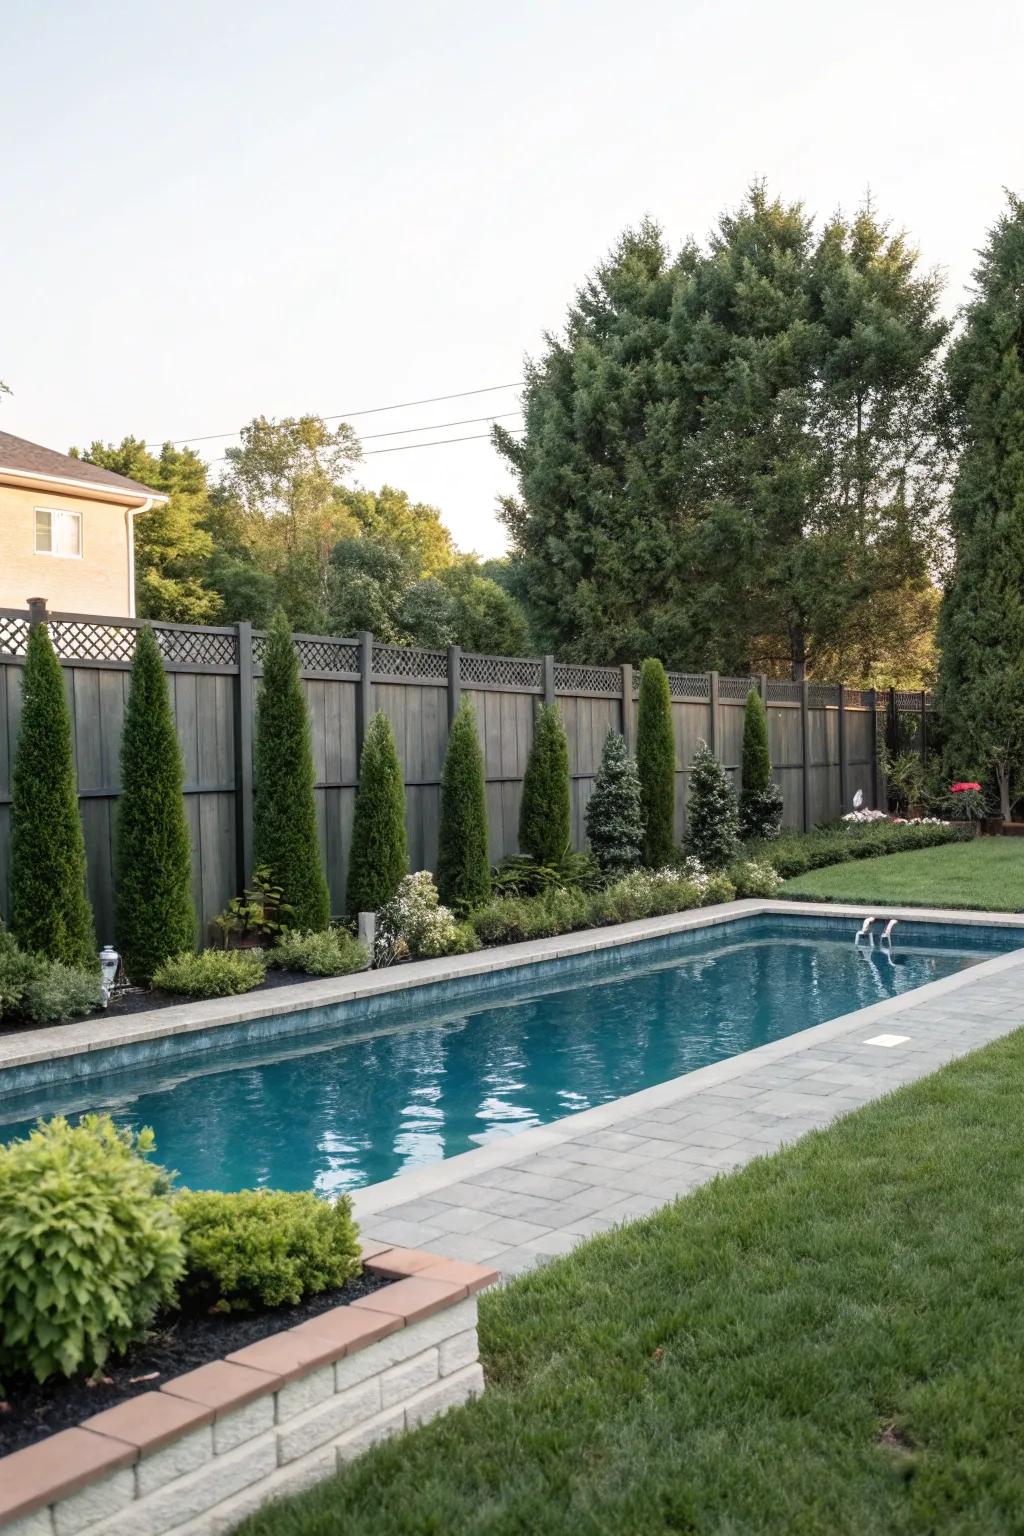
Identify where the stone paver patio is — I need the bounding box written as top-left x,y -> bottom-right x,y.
354,917 -> 1024,1278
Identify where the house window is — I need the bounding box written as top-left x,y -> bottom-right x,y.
35,507 -> 83,559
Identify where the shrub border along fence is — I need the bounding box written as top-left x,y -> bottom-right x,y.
0,602 -> 933,934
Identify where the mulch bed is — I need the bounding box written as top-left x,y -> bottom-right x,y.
0,1268 -> 389,1458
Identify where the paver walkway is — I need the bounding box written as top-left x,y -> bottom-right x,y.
354,938 -> 1024,1278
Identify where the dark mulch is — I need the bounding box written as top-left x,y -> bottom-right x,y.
0,1269 -> 389,1457
0,968 -> 323,1039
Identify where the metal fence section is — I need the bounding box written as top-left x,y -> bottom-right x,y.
0,605 -> 933,936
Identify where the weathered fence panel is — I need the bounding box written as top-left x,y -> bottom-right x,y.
0,604 -> 931,939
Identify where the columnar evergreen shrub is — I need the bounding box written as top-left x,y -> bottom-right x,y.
0,1116 -> 183,1385
685,741 -> 740,869
585,730 -> 643,874
637,659 -> 676,866
115,626 -> 196,983
437,700 -> 490,910
739,688 -> 784,841
253,610 -> 330,931
346,710 -> 408,915
519,703 -> 571,864
9,624 -> 95,968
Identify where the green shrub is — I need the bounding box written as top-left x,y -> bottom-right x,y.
0,929 -> 101,1025
685,742 -> 740,869
491,850 -> 603,896
729,859 -> 784,898
437,700 -> 490,911
754,820 -> 971,880
585,730 -> 643,875
739,689 -> 784,841
0,1116 -> 183,1385
376,871 -> 480,963
176,1188 -> 361,1313
637,659 -> 676,866
153,948 -> 267,998
346,711 -> 408,916
10,624 -> 95,969
212,866 -> 294,949
519,703 -> 571,864
598,868 -> 704,924
704,871 -> 738,904
270,927 -> 368,977
254,610 -> 330,932
116,625 -> 197,984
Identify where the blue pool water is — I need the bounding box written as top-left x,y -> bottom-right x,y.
1,916 -> 1019,1193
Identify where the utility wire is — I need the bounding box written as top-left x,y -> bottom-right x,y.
361,410 -> 521,442
146,381 -> 525,449
362,428 -> 526,457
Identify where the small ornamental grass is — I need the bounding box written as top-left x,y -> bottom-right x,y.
153,947 -> 267,998
270,927 -> 369,977
175,1189 -> 361,1314
0,1116 -> 183,1387
375,872 -> 480,965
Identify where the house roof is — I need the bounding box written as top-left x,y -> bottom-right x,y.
0,430 -> 168,503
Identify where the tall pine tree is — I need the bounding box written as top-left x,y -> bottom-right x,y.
636,659 -> 676,865
739,688 -> 784,840
937,195 -> 1024,822
437,700 -> 490,910
115,627 -> 196,983
10,624 -> 95,967
346,711 -> 408,915
253,609 -> 330,929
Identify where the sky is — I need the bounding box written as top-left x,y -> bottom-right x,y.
3,0 -> 1022,558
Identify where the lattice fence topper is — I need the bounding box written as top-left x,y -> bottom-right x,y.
41,619 -> 238,668
766,679 -> 803,703
553,662 -> 622,695
0,613 -> 30,658
844,687 -> 871,708
667,672 -> 711,701
808,682 -> 841,707
372,643 -> 448,681
459,653 -> 544,690
263,635 -> 361,674
718,676 -> 759,702
894,689 -> 934,711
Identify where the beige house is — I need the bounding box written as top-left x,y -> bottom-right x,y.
0,430 -> 168,618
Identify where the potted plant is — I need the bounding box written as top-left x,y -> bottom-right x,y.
946,782 -> 987,834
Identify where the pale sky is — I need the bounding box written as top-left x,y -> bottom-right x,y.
3,0 -> 1021,557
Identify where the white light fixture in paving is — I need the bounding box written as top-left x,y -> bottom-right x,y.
863,1034 -> 911,1048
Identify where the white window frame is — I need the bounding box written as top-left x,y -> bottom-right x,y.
34,506 -> 83,560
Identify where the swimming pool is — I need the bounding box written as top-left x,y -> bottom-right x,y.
1,914 -> 1020,1193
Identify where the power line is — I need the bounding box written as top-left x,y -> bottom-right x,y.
145,381 -> 525,449
362,428 -> 525,458
361,410 -> 521,442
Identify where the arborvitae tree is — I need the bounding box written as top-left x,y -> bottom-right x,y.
739,688 -> 784,840
585,730 -> 643,875
437,700 -> 490,911
9,624 -> 95,967
115,627 -> 196,982
346,711 -> 408,915
519,703 -> 571,864
937,195 -> 1024,822
685,741 -> 739,869
636,658 -> 676,865
253,609 -> 330,929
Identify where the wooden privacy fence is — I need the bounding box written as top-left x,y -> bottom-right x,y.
0,603 -> 934,938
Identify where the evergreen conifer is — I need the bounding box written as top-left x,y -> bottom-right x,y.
739,688 -> 784,840
437,700 -> 490,910
637,658 -> 676,865
685,741 -> 739,869
346,711 -> 408,914
585,730 -> 643,874
519,703 -> 570,864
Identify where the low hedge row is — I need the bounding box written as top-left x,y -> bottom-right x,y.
751,820 -> 972,881
468,867 -> 737,946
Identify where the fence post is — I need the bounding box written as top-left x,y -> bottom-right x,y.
27,596 -> 48,627
234,621 -> 255,888
447,645 -> 462,727
543,654 -> 555,708
837,684 -> 850,816
800,680 -> 812,831
357,630 -> 374,757
920,688 -> 928,764
708,671 -> 719,755
759,673 -> 768,703
621,663 -> 634,752
869,688 -> 881,809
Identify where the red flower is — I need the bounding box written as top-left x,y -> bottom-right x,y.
950,782 -> 981,793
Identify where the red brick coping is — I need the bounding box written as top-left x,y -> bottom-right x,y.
0,1245 -> 498,1528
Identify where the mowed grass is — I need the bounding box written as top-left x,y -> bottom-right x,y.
779,835 -> 1024,911
241,1030 -> 1024,1536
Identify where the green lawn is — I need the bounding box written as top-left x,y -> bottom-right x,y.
779,835 -> 1024,911
242,1031 -> 1024,1536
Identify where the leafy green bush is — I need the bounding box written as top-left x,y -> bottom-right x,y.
0,930 -> 101,1024
519,704 -> 571,865
212,866 -> 293,949
346,710 -> 408,917
375,872 -> 480,964
597,869 -> 704,924
585,729 -> 643,875
270,927 -> 368,977
754,820 -> 971,880
469,888 -> 591,945
0,1116 -> 183,1385
254,610 -> 330,931
739,689 -> 784,841
491,850 -> 603,896
637,659 -> 676,867
115,625 -> 196,985
175,1188 -> 361,1313
729,859 -> 784,898
153,948 -> 267,998
468,867 -> 728,945
9,624 -> 96,969
685,742 -> 740,869
437,700 -> 491,911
